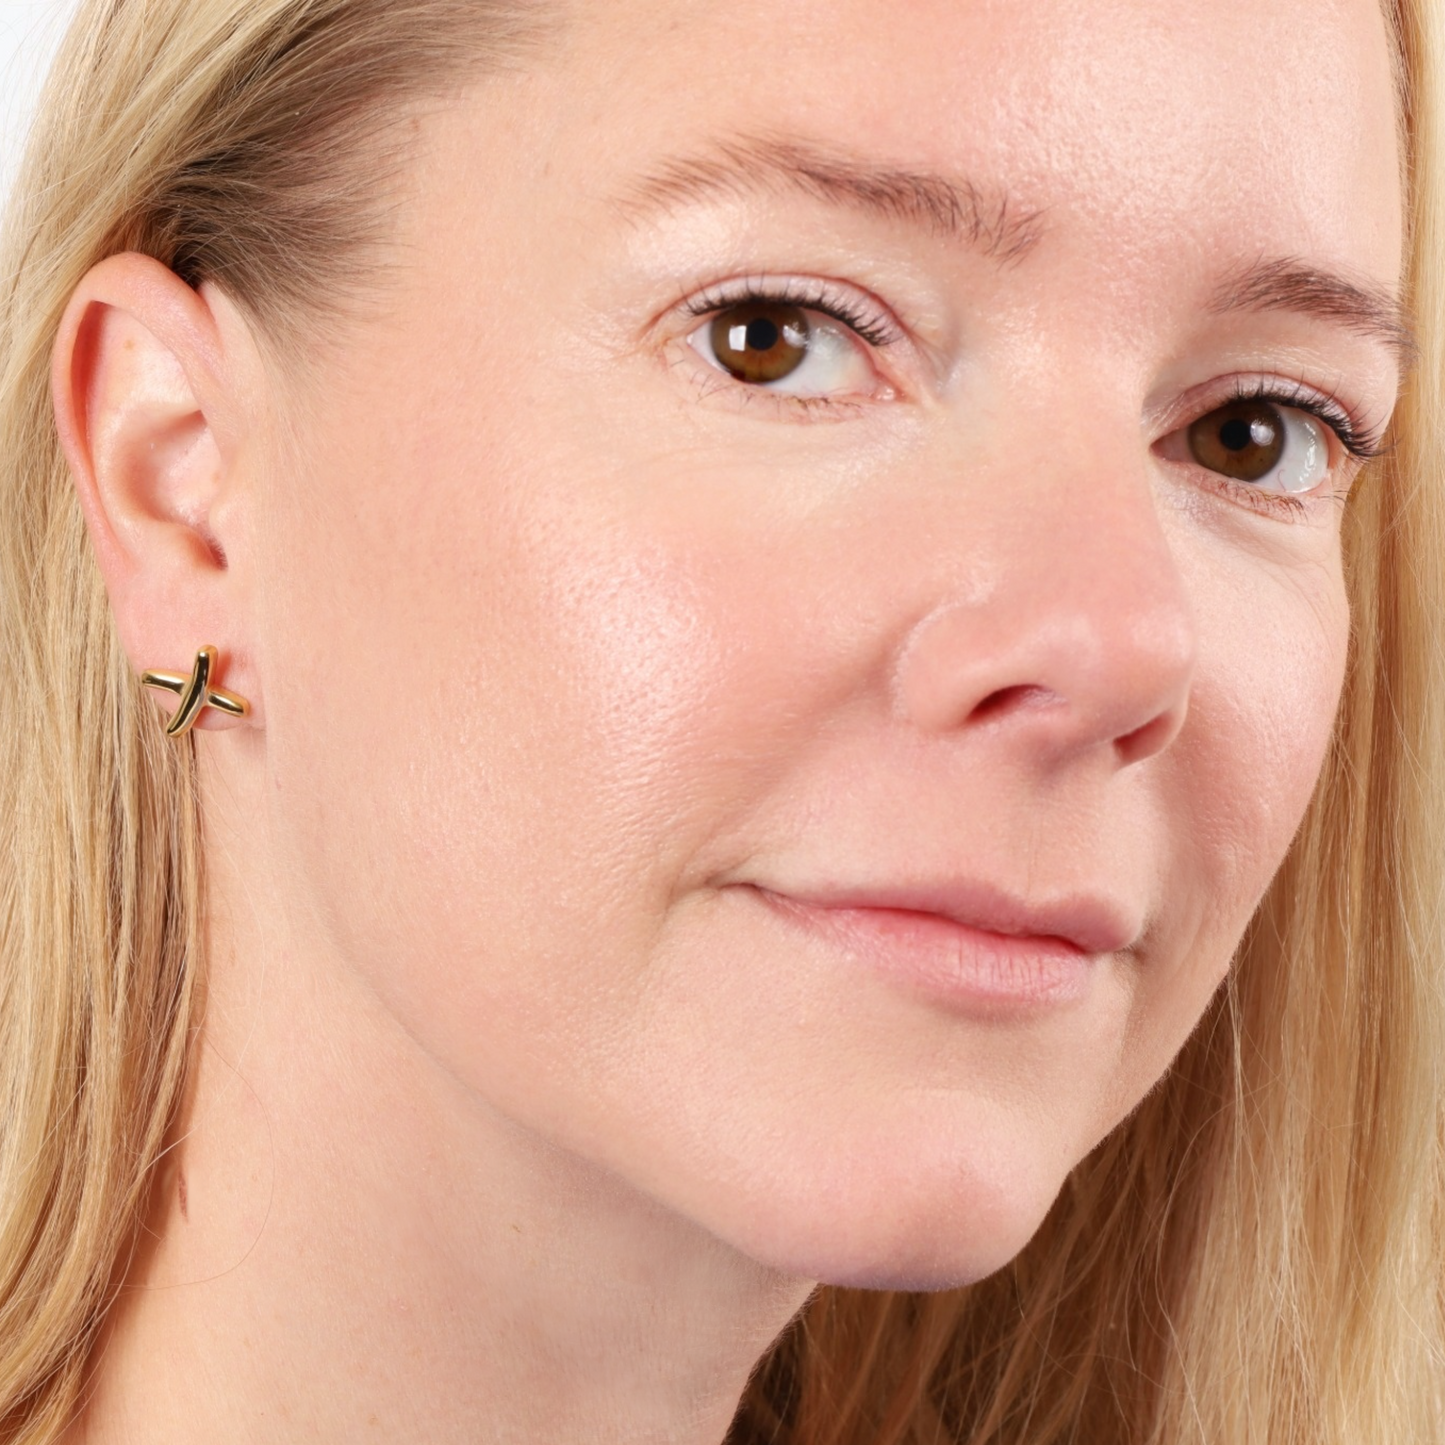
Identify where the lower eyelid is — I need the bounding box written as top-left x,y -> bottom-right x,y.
1155,426 -> 1346,520
1204,474 -> 1311,518
672,350 -> 874,421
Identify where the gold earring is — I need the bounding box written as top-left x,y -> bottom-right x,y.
141,645 -> 251,739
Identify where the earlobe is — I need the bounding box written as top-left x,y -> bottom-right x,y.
51,252 -> 259,730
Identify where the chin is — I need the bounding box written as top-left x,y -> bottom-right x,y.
737,1214 -> 1052,1294
696,1147 -> 1067,1293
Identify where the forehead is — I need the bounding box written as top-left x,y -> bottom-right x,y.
535,0 -> 1402,287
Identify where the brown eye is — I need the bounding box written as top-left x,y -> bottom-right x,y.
708,302 -> 811,384
1187,399 -> 1286,482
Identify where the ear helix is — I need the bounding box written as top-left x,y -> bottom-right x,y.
141,645 -> 250,739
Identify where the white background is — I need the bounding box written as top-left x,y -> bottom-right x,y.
1,0 -> 82,201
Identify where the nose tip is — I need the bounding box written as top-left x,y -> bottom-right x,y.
894,574 -> 1196,769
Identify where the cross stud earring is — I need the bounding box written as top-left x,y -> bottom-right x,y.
141,645 -> 251,739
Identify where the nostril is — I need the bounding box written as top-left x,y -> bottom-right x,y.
1115,703 -> 1187,765
964,679 -> 1186,764
894,592 -> 1195,756
968,683 -> 1057,725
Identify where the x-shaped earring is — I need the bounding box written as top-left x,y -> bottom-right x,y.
142,645 -> 251,739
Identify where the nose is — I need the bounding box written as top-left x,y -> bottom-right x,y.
891,449 -> 1196,770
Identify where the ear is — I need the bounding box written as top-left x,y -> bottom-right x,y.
52,253 -> 263,731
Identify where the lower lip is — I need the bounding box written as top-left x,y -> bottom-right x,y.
753,889 -> 1099,1014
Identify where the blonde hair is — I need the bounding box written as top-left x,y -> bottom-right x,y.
0,3 -> 1439,1443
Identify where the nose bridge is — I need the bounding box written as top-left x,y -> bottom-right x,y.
892,431 -> 1197,767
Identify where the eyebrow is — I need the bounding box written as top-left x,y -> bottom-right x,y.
617,133 -> 1046,264
1209,257 -> 1416,373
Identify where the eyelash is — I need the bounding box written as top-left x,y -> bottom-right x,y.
1226,377 -> 1387,463
675,281 -> 1389,513
679,276 -> 902,351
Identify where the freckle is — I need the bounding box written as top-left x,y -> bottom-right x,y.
177,1171 -> 189,1222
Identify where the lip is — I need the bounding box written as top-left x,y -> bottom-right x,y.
747,880 -> 1136,1014
758,878 -> 1137,955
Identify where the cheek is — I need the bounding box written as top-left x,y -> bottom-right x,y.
1197,559 -> 1349,893
249,395 -> 813,1081
1112,550 -> 1350,1105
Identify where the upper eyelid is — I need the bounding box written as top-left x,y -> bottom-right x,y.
1157,374 -> 1386,461
1237,382 -> 1389,461
675,274 -> 907,348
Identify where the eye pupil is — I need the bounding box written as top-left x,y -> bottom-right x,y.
1188,399 -> 1286,482
746,317 -> 779,351
711,302 -> 811,383
1219,418 -> 1252,452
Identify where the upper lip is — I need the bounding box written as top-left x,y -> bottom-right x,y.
752,878 -> 1139,956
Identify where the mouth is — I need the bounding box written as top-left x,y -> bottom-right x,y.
744,879 -> 1136,1015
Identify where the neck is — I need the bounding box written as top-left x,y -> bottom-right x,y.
69,837 -> 811,1444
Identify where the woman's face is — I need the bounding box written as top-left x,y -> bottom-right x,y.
240,0 -> 1403,1286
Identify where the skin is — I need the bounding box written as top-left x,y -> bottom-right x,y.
50,0 -> 1404,1440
